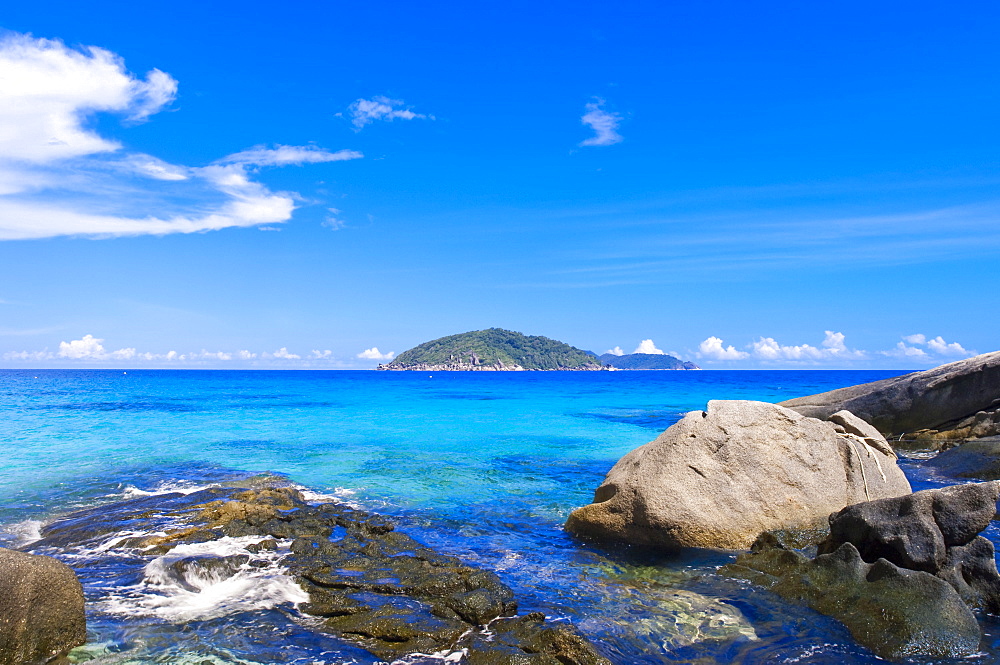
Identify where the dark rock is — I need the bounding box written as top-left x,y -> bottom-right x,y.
0,547 -> 86,665
30,478 -> 609,665
165,555 -> 251,591
780,350 -> 1000,439
724,540 -> 981,659
937,536 -> 1000,613
926,437 -> 1000,480
818,482 -> 1000,575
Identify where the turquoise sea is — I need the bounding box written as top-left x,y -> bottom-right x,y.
2,369 -> 998,664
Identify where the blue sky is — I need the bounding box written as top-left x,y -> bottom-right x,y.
1,1 -> 997,369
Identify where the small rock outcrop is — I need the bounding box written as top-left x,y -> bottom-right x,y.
817,481 -> 1000,611
779,350 -> 1000,441
0,547 -> 86,665
724,539 -> 981,659
725,482 -> 1000,659
565,401 -> 911,550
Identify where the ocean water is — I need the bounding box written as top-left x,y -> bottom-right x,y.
1,369 -> 998,664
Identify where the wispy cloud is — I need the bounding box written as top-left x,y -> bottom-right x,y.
217,145 -> 362,167
579,98 -> 623,147
347,96 -> 430,130
0,33 -> 361,240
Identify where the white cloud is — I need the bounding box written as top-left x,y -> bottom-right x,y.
358,347 -> 394,361
237,350 -> 257,360
884,334 -> 973,360
579,98 -> 623,147
926,336 -> 970,357
751,337 -> 825,361
271,347 -> 301,360
633,339 -> 665,355
311,349 -> 332,359
55,334 -> 137,360
0,33 -> 361,241
58,334 -> 107,359
0,33 -> 176,164
888,341 -> 928,358
218,145 -> 363,167
348,96 -> 429,129
697,336 -> 749,361
604,346 -> 625,356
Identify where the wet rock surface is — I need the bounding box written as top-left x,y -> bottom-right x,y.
724,538 -> 981,660
724,482 -> 1000,660
817,481 -> 1000,611
27,480 -> 610,665
0,547 -> 86,665
927,437 -> 1000,480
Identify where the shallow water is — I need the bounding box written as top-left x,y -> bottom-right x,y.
1,369 -> 998,664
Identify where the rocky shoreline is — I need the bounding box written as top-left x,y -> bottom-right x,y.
12,479 -> 609,665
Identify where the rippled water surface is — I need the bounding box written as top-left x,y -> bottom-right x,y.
2,369 -> 998,664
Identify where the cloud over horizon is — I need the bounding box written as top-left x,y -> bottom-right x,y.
695,331 -> 975,365
357,347 -> 395,361
0,33 -> 361,240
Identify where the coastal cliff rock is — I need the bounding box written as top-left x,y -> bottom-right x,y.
29,480 -> 609,665
725,482 -> 1000,659
779,350 -> 1000,442
565,400 -> 910,550
0,547 -> 86,665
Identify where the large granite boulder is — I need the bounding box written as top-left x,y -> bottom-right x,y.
724,539 -> 981,659
779,350 -> 1000,439
817,481 -> 1000,611
566,400 -> 911,550
0,547 -> 86,665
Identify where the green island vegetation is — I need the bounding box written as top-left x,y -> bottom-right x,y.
381,328 -> 603,370
599,353 -> 700,370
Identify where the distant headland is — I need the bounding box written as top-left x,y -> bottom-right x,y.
377,328 -> 699,371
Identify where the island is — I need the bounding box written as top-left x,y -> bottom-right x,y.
599,352 -> 700,370
377,328 -> 603,371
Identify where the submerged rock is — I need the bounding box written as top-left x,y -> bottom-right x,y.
724,539 -> 981,660
566,400 -> 910,550
0,547 -> 86,665
29,481 -> 610,665
779,350 -> 1000,441
926,436 -> 1000,480
725,482 -> 1000,659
